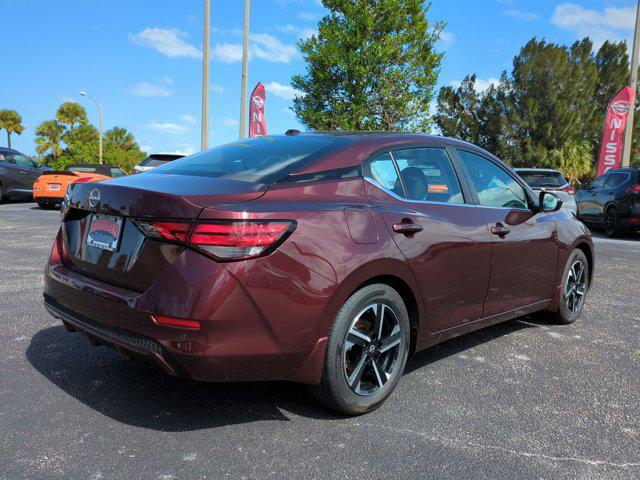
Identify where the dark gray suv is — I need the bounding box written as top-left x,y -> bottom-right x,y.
0,147 -> 48,202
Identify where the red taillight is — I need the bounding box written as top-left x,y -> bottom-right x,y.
560,184 -> 575,194
133,219 -> 295,261
152,315 -> 201,330
189,221 -> 295,260
134,220 -> 190,243
74,177 -> 93,183
626,185 -> 640,192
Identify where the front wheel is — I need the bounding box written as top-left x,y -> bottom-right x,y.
550,249 -> 589,324
308,284 -> 410,415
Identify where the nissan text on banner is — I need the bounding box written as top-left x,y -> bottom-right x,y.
249,82 -> 267,138
597,86 -> 635,176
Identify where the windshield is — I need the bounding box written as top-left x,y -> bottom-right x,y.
152,135 -> 349,183
517,171 -> 566,188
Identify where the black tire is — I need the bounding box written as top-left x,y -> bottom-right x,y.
550,249 -> 589,325
37,200 -> 57,210
0,182 -> 5,203
308,283 -> 410,415
604,207 -> 622,237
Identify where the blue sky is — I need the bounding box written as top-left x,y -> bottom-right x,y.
2,0 -> 637,157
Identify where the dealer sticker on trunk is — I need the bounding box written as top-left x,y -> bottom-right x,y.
86,214 -> 123,252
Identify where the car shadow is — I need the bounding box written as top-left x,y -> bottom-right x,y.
27,316 -> 549,431
589,230 -> 640,242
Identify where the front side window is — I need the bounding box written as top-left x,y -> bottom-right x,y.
13,154 -> 35,168
458,150 -> 528,209
392,148 -> 464,203
605,172 -> 629,188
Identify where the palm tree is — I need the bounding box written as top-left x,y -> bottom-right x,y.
56,102 -> 88,131
0,109 -> 26,149
105,127 -> 137,150
35,120 -> 65,161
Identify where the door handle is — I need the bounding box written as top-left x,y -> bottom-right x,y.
490,223 -> 510,238
393,221 -> 423,237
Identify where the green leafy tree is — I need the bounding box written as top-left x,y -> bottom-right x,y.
35,120 -> 66,167
105,127 -> 137,150
56,102 -> 88,131
0,109 -> 26,149
292,0 -> 444,132
63,124 -> 99,146
542,140 -> 593,185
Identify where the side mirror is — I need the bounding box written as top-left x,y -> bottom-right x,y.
540,191 -> 562,212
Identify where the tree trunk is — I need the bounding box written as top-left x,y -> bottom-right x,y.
7,131 -> 10,149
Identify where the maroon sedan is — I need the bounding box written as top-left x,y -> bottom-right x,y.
44,133 -> 593,414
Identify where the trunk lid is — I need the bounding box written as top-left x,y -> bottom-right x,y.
61,174 -> 267,292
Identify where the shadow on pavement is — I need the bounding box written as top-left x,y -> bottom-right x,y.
28,315 -> 548,431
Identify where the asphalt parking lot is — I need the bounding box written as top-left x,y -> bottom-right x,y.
1,200 -> 639,480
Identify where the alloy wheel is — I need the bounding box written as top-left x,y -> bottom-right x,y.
605,210 -> 617,236
342,303 -> 403,396
565,260 -> 587,315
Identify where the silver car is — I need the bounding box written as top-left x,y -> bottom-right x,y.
514,168 -> 577,214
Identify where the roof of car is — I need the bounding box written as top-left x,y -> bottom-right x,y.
513,168 -> 561,173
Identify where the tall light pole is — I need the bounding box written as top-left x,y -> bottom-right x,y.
201,0 -> 211,150
80,91 -> 102,164
239,0 -> 251,139
622,0 -> 640,168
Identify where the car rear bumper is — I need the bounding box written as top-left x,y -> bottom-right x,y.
43,230 -> 336,383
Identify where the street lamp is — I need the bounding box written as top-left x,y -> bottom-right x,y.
201,0 -> 211,150
80,91 -> 103,164
239,0 -> 251,139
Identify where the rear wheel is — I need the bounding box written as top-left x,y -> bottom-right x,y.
604,207 -> 622,237
308,284 -> 410,415
550,249 -> 589,324
37,200 -> 55,210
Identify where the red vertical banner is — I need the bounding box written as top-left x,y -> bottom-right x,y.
249,82 -> 267,138
596,86 -> 635,176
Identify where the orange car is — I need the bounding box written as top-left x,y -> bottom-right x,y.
33,164 -> 126,209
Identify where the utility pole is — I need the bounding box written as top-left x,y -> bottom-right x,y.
79,91 -> 103,164
201,0 -> 211,150
239,0 -> 250,139
622,0 -> 640,167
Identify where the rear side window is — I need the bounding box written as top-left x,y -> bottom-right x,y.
369,153 -> 401,192
392,148 -> 464,203
110,168 -> 126,178
152,136 -> 349,184
590,174 -> 608,189
517,171 -> 566,188
458,150 -> 528,209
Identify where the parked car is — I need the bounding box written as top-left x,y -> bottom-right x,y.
514,168 -> 577,214
43,133 -> 594,414
575,168 -> 640,237
0,147 -> 50,202
33,164 -> 126,209
132,153 -> 184,174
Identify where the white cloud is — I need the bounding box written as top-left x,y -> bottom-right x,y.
131,28 -> 201,58
213,43 -> 244,62
299,12 -> 316,21
276,24 -> 297,34
180,114 -> 197,124
147,122 -> 190,134
265,81 -> 304,100
140,145 -> 153,152
250,33 -> 298,63
217,118 -> 239,127
440,31 -> 455,45
551,3 -> 635,46
505,9 -> 539,21
213,34 -> 297,64
212,84 -> 225,93
161,76 -> 173,84
131,81 -> 172,98
452,77 -> 500,93
173,146 -> 195,156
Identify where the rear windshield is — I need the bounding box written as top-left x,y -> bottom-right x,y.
517,171 -> 566,188
140,155 -> 183,167
151,135 -> 349,183
67,166 -> 100,173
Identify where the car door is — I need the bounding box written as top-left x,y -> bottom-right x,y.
0,153 -> 23,193
9,152 -> 41,189
364,146 -> 493,332
577,174 -> 607,222
454,149 -> 558,316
